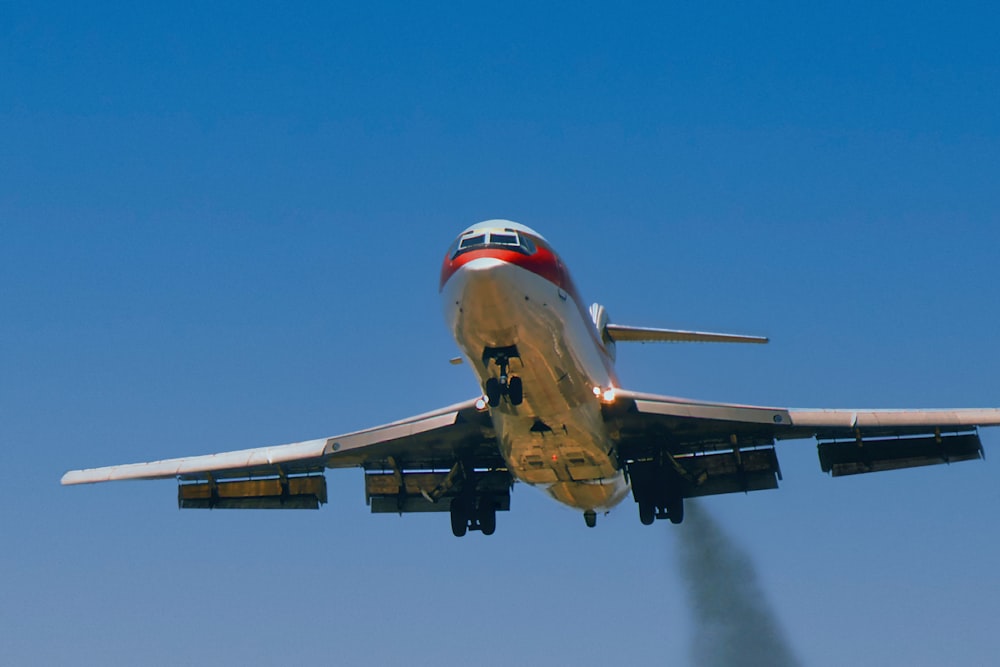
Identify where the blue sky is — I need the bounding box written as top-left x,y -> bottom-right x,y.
3,3 -> 1000,665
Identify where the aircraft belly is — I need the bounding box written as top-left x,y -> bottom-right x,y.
443,258 -> 628,511
492,402 -> 629,510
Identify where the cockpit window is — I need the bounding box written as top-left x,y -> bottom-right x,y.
459,234 -> 487,249
489,232 -> 518,246
451,229 -> 537,259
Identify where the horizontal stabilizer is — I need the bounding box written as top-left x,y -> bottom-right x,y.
605,323 -> 768,344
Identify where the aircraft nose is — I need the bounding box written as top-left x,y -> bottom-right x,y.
452,256 -> 514,294
459,256 -> 506,274
444,255 -> 520,308
441,252 -> 506,291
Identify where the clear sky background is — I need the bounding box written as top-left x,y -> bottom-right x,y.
3,3 -> 1000,665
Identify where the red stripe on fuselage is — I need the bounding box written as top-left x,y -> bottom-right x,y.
439,243 -> 565,293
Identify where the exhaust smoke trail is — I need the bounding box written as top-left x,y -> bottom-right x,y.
677,501 -> 801,667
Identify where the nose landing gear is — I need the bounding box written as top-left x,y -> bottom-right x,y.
482,346 -> 523,407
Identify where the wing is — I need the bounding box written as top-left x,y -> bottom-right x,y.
605,323 -> 768,344
61,398 -> 507,513
605,389 -> 1000,500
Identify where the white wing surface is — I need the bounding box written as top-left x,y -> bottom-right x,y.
605,389 -> 1000,496
609,389 -> 1000,440
60,438 -> 330,485
62,398 -> 498,486
605,323 -> 768,344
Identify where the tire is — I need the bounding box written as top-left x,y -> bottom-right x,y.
478,504 -> 497,536
638,501 -> 655,526
450,502 -> 468,537
667,497 -> 684,525
485,378 -> 502,407
508,376 -> 523,405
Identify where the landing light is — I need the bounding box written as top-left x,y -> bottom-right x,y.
593,386 -> 616,403
475,397 -> 488,411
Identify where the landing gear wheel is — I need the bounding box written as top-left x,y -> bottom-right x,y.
583,510 -> 597,528
666,497 -> 684,525
638,501 -> 655,526
478,504 -> 497,536
507,376 -> 523,406
450,502 -> 468,537
484,378 -> 502,407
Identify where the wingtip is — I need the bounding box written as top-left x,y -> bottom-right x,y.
61,470 -> 93,485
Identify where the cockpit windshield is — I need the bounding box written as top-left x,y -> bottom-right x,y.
450,229 -> 536,259
459,234 -> 487,250
488,233 -> 518,246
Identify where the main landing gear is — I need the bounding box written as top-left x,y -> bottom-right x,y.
482,346 -> 523,407
637,496 -> 684,525
629,459 -> 687,525
450,492 -> 498,537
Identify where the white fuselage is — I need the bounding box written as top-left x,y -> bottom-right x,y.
442,247 -> 631,512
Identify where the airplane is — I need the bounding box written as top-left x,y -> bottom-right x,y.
62,220 -> 1000,536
